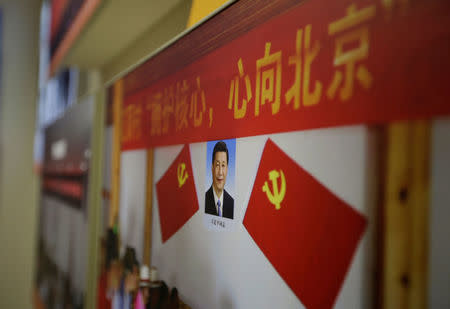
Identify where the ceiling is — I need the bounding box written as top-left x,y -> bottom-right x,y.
62,0 -> 184,69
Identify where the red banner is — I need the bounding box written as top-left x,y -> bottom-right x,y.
122,0 -> 450,150
156,145 -> 199,243
243,139 -> 367,308
43,178 -> 84,199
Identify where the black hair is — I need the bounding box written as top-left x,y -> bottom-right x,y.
123,246 -> 139,272
212,141 -> 229,164
170,287 -> 179,305
105,228 -> 118,269
157,281 -> 169,309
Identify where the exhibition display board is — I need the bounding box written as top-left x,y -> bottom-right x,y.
111,0 -> 450,308
36,99 -> 93,309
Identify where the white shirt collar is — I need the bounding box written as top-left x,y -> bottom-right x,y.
212,187 -> 224,216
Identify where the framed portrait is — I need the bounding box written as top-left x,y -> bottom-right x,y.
204,138 -> 236,230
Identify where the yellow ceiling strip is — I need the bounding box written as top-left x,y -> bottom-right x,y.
187,0 -> 231,28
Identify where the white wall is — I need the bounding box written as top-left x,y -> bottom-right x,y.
119,149 -> 147,262
429,117 -> 450,309
0,1 -> 40,307
40,195 -> 88,294
137,126 -> 378,309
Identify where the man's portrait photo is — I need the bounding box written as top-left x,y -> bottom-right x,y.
205,140 -> 235,220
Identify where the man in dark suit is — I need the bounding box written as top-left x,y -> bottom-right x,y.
205,141 -> 234,219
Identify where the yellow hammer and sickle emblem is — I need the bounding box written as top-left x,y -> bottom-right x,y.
262,169 -> 286,210
177,162 -> 188,188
